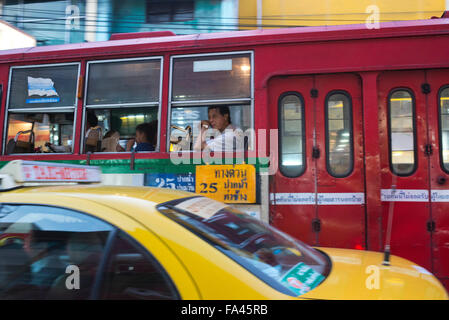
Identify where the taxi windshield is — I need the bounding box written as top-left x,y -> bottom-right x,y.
157,197 -> 331,297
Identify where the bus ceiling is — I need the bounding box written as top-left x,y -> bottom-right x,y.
109,31 -> 176,41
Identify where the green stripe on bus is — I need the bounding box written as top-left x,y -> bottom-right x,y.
0,158 -> 269,174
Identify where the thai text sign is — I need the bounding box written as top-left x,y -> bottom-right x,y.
195,164 -> 256,203
20,161 -> 101,183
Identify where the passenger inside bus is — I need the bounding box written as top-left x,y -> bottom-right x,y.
82,107 -> 158,153
101,130 -> 122,152
84,111 -> 102,153
193,106 -> 244,152
45,141 -> 71,153
124,120 -> 158,152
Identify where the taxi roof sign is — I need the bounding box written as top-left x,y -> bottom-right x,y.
0,160 -> 101,189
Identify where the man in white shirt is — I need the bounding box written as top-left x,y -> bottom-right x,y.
193,106 -> 244,152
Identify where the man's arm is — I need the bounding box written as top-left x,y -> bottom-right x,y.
193,121 -> 210,151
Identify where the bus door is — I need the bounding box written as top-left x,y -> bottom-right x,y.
378,70 -> 433,273
425,69 -> 449,288
269,74 -> 366,248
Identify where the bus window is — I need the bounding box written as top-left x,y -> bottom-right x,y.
388,90 -> 416,176
170,105 -> 251,152
279,93 -> 305,177
439,87 -> 449,172
84,57 -> 162,153
172,53 -> 251,101
7,113 -> 74,154
84,108 -> 158,153
5,63 -> 79,154
169,52 -> 253,152
326,92 -> 354,177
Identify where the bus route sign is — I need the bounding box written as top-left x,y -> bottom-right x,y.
195,164 -> 256,204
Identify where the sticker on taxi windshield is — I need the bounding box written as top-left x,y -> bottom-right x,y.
175,197 -> 228,220
280,262 -> 325,296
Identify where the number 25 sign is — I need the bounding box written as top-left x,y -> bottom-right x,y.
195,164 -> 256,204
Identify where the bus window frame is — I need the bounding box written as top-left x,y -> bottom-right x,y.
437,85 -> 449,174
387,87 -> 418,177
278,91 -> 306,178
82,56 -> 164,154
3,62 -> 81,155
324,90 -> 354,178
167,50 -> 254,152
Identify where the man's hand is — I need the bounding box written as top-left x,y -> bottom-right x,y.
193,120 -> 211,151
45,142 -> 56,152
200,120 -> 211,132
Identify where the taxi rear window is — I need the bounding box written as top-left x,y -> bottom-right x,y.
157,196 -> 331,297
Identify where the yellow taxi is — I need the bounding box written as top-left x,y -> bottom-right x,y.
0,160 -> 447,300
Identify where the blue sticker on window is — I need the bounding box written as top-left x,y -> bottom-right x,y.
145,173 -> 195,192
26,76 -> 60,103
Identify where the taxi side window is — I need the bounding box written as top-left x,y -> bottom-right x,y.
99,231 -> 179,300
0,204 -> 113,300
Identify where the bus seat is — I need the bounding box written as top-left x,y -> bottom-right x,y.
6,139 -> 34,154
6,139 -> 16,154
6,129 -> 35,154
85,127 -> 102,153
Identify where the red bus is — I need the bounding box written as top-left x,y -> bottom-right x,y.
0,16 -> 449,290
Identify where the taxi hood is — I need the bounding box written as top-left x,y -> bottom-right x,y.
301,248 -> 448,300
